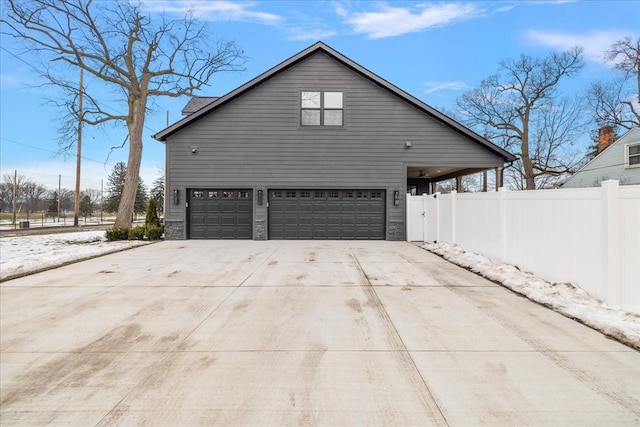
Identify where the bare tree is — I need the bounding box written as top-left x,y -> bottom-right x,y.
457,48 -> 584,190
1,173 -> 31,219
22,182 -> 48,219
2,0 -> 246,227
82,188 -> 102,209
0,182 -> 13,212
587,36 -> 640,130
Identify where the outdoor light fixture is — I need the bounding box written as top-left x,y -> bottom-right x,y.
257,189 -> 263,205
405,141 -> 412,148
393,190 -> 400,206
190,146 -> 198,154
173,189 -> 180,205
418,170 -> 425,178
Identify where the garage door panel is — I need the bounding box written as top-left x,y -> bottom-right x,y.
269,189 -> 385,240
189,189 -> 252,239
299,217 -> 313,226
237,216 -> 251,226
205,216 -> 221,226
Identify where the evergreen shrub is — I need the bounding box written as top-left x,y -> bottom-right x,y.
145,224 -> 164,240
128,226 -> 146,240
145,198 -> 161,228
105,227 -> 129,241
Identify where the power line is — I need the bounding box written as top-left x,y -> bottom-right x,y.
0,136 -> 115,166
2,46 -> 164,135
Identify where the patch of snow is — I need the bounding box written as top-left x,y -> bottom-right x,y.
422,241 -> 640,350
0,230 -> 150,280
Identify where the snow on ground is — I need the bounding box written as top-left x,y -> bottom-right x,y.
422,242 -> 640,350
0,230 -> 150,280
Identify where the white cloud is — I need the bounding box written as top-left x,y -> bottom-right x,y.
142,1 -> 282,25
288,27 -> 337,42
526,29 -> 629,63
526,0 -> 577,4
423,81 -> 468,94
494,5 -> 516,13
342,3 -> 479,39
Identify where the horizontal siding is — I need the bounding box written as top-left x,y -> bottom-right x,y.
563,129 -> 640,188
165,51 -> 505,238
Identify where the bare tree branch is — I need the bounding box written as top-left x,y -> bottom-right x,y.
2,0 -> 246,226
456,48 -> 584,189
587,36 -> 640,131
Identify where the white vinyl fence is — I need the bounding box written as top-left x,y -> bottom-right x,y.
407,180 -> 640,313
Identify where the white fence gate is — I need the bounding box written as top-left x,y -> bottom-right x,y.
407,180 -> 640,313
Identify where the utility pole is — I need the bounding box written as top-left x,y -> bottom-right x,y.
73,67 -> 84,227
58,174 -> 61,223
100,179 -> 104,224
12,169 -> 17,229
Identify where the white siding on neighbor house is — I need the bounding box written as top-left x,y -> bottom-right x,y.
407,180 -> 640,313
563,127 -> 640,188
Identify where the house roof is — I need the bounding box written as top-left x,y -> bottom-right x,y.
181,96 -> 219,115
153,41 -> 516,162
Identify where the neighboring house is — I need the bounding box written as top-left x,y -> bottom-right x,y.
563,127 -> 640,188
153,42 -> 515,240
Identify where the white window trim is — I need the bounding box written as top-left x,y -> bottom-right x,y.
625,142 -> 640,168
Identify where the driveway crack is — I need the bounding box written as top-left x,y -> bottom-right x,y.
348,242 -> 450,426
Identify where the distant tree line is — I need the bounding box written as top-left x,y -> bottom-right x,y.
0,162 -> 164,221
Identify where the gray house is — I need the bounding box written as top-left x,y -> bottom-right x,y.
563,127 -> 640,188
154,42 -> 515,240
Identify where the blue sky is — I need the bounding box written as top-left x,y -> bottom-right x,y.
1,0 -> 638,191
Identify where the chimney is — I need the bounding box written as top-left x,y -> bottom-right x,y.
598,125 -> 614,153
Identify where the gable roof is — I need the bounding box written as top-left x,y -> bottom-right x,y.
562,127 -> 640,187
153,41 -> 516,162
181,96 -> 219,115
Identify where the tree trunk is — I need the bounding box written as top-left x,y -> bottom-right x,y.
523,162 -> 536,190
114,96 -> 145,227
520,113 -> 536,190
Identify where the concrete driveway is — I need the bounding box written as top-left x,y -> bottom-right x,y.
1,240 -> 638,426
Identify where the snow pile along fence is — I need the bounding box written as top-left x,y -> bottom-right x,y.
407,180 -> 640,313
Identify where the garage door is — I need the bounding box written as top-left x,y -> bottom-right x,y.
269,190 -> 385,239
189,189 -> 252,239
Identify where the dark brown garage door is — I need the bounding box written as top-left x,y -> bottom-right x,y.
189,189 -> 252,239
268,190 -> 385,240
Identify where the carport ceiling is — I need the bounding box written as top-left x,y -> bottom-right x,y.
407,166 -> 489,180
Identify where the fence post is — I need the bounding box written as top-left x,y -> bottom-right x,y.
602,180 -> 621,309
422,193 -> 428,243
436,192 -> 441,243
450,190 -> 457,243
406,194 -> 412,242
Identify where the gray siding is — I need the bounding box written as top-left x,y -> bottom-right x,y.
563,128 -> 640,188
164,52 -> 505,239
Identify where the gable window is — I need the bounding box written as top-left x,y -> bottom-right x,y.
301,91 -> 343,126
626,143 -> 640,168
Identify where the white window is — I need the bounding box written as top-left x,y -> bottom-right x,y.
301,91 -> 343,126
626,143 -> 640,168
